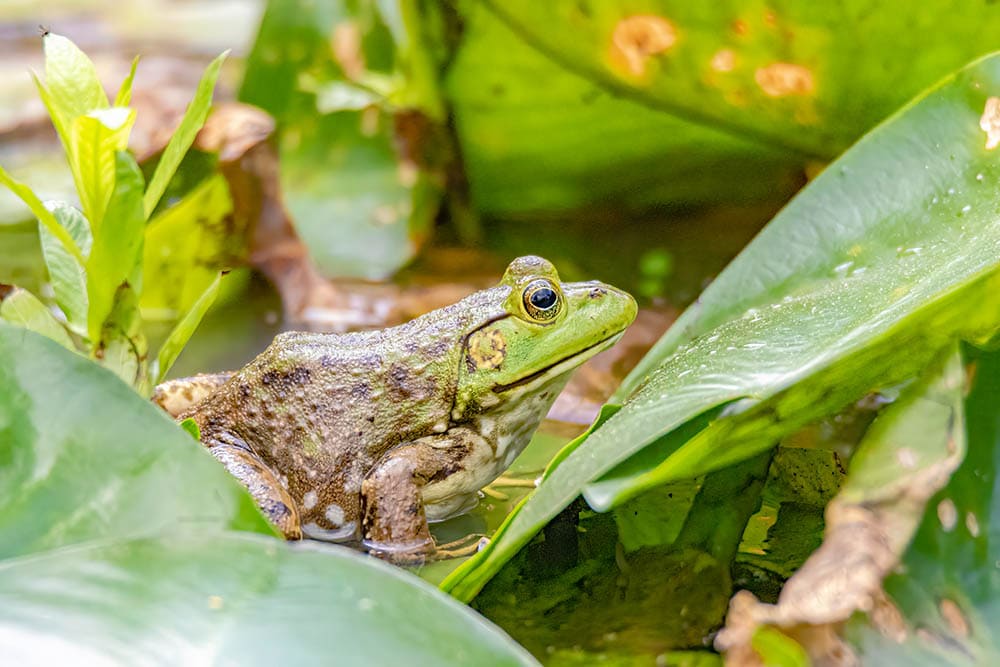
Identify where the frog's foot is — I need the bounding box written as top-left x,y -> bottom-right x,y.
153,372 -> 234,417
207,439 -> 302,540
360,455 -> 436,559
431,534 -> 488,560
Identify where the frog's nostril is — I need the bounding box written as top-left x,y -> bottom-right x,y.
589,287 -> 607,299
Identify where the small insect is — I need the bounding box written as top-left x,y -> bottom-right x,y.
38,25 -> 50,37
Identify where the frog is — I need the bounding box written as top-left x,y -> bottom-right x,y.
153,256 -> 636,558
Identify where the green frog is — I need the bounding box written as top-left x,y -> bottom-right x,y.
154,256 -> 636,557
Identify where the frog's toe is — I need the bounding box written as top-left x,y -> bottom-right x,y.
430,533 -> 488,561
260,497 -> 303,540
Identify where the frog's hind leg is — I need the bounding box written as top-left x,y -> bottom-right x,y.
360,427 -> 493,559
207,438 -> 302,540
152,372 -> 234,417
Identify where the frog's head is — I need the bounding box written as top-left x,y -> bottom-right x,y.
453,256 -> 637,419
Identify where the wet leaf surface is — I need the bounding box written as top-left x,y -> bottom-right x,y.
444,51 -> 1000,603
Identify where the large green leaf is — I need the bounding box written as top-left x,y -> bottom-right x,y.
479,1 -> 1000,159
0,534 -> 537,666
442,52 -> 1000,601
143,51 -> 227,219
445,2 -> 801,216
0,322 -> 271,558
446,2 -> 1000,215
0,324 -> 537,665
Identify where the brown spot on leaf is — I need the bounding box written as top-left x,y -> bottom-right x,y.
939,599 -> 970,638
966,511 -> 980,537
980,97 -> 1000,150
331,21 -> 364,80
609,15 -> 676,77
937,498 -> 958,532
755,63 -> 815,98
710,49 -> 736,73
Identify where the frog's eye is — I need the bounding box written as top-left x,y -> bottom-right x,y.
522,279 -> 562,322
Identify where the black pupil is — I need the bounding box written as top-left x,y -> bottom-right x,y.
530,287 -> 557,310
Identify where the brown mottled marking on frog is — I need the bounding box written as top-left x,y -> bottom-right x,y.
428,443 -> 472,484
467,328 -> 506,371
260,366 -> 311,389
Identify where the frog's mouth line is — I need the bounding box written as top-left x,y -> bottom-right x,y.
491,330 -> 625,394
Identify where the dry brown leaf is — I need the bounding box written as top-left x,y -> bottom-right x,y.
716,406 -> 963,665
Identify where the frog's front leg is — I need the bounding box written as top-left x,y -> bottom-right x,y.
361,427 -> 494,557
153,372 -> 234,417
206,436 -> 303,540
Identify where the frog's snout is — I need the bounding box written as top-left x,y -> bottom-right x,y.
581,281 -> 637,332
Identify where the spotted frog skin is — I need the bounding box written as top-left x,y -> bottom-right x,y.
154,256 -> 636,557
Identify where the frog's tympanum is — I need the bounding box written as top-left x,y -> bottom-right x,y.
154,256 -> 636,557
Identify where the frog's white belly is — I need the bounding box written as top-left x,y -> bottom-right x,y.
421,373 -> 571,522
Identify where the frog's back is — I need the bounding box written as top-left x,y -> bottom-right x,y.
186,287 -> 506,538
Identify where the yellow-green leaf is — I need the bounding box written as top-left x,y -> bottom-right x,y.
142,173 -> 235,318
143,51 -> 228,218
38,202 -> 91,336
86,152 -> 145,343
153,272 -> 222,384
42,33 -> 108,121
114,56 -> 140,107
0,166 -> 85,267
97,282 -> 148,392
72,108 -> 136,234
0,288 -> 76,351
